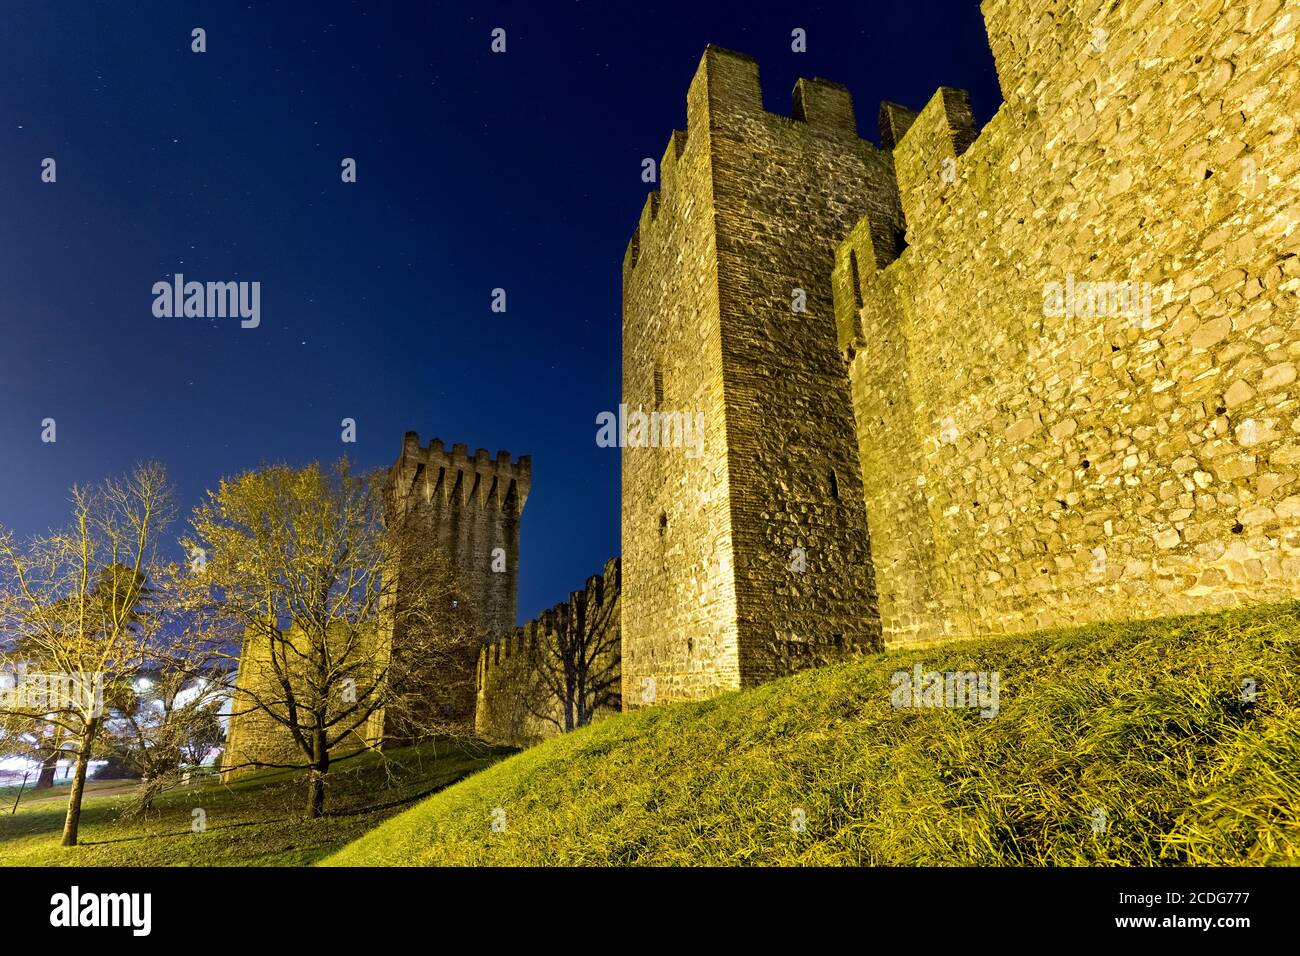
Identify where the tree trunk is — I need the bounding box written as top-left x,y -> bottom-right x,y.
137,775 -> 160,814
306,729 -> 329,818
60,719 -> 99,847
306,769 -> 325,818
36,747 -> 59,789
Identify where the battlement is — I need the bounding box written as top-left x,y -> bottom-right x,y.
479,557 -> 619,674
878,101 -> 919,148
623,45 -> 900,287
681,45 -> 863,139
833,83 -> 980,353
385,429 -> 528,644
389,430 -> 531,517
476,558 -> 621,746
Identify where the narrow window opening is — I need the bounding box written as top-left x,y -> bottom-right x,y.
849,250 -> 864,310
829,469 -> 840,500
653,366 -> 664,408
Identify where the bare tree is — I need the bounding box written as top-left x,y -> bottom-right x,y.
179,459 -> 477,818
0,463 -> 175,846
527,559 -> 621,733
103,645 -> 228,815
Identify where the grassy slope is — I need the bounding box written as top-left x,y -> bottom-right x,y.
0,739 -> 513,866
327,603 -> 1300,866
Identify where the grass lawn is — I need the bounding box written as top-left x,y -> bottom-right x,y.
0,739 -> 515,866
326,602 -> 1300,866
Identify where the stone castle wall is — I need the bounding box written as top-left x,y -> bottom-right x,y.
228,0 -> 1300,756
834,0 -> 1300,643
475,558 -> 620,747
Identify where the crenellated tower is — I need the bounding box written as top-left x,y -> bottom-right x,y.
386,431 -> 531,640
224,432 -> 531,771
621,46 -> 895,707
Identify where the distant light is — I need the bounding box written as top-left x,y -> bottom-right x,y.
135,678 -> 153,692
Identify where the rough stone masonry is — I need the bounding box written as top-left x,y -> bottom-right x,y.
623,0 -> 1300,703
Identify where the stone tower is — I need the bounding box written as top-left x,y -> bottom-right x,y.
620,47 -> 894,707
386,431 -> 531,641
222,433 -> 530,774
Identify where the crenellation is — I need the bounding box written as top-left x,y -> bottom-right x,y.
386,432 -> 529,679
686,45 -> 763,131
476,558 -> 621,747
832,209 -> 901,344
791,77 -> 858,137
892,86 -> 978,234
390,432 -> 532,518
639,191 -> 660,231
661,129 -> 688,186
878,101 -> 919,148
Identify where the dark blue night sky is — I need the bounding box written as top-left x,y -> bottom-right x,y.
0,1 -> 1000,622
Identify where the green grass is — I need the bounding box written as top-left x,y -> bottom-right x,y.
0,739 -> 514,866
326,603 -> 1300,866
